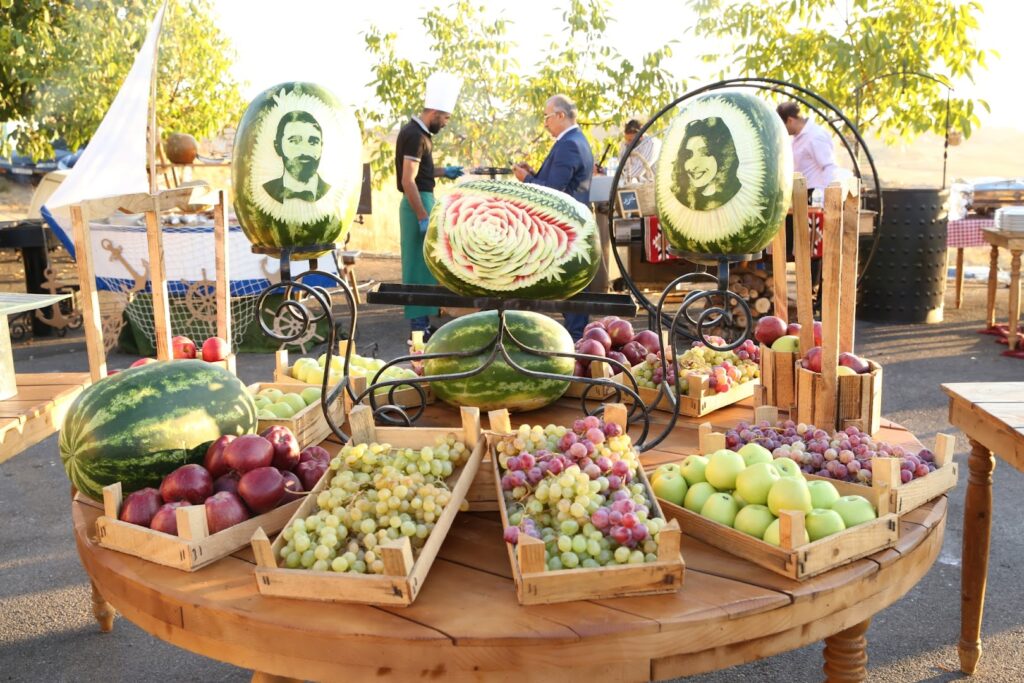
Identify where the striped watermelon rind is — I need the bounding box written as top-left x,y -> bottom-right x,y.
423,310 -> 574,412
60,360 -> 258,501
232,82 -> 363,259
424,180 -> 600,299
655,91 -> 793,255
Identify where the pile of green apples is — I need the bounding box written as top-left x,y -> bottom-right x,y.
650,444 -> 877,546
289,353 -> 418,393
251,387 -> 322,420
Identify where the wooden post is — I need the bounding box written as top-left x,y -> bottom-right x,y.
1009,250 -> 1022,350
90,581 -> 116,633
959,438 -> 996,674
792,175 -> 815,354
70,205 -> 108,381
955,248 -> 965,309
815,182 -> 844,429
822,618 -> 871,681
771,218 -> 789,322
213,190 -> 234,372
839,183 -> 860,354
145,203 -> 174,361
0,314 -> 15,400
985,245 -> 999,328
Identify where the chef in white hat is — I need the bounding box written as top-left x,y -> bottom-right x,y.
395,70 -> 464,338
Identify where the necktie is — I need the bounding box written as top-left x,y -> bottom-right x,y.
281,188 -> 315,201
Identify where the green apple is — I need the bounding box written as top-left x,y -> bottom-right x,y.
680,455 -> 709,487
767,477 -> 813,516
300,387 -> 322,406
683,482 -> 716,514
831,495 -> 877,528
267,401 -> 297,419
652,472 -> 688,506
770,335 -> 800,352
308,369 -> 326,386
735,461 -> 782,506
253,395 -> 272,410
805,508 -> 847,541
316,353 -> 329,368
700,492 -> 740,527
837,365 -> 858,377
734,504 -> 776,538
733,491 -> 749,508
762,518 -> 810,547
280,393 -> 307,413
651,463 -> 683,487
257,409 -> 278,420
738,443 -> 774,466
258,388 -> 284,402
807,480 -> 842,510
772,457 -> 804,480
705,449 -> 746,491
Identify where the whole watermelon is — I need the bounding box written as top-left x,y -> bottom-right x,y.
424,180 -> 600,299
423,310 -> 574,412
60,361 -> 257,501
655,91 -> 793,255
232,82 -> 363,259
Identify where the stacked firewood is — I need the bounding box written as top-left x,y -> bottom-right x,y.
727,268 -> 773,330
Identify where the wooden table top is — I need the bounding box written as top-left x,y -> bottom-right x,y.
943,382 -> 1024,472
0,292 -> 68,317
982,228 -> 1024,250
72,401 -> 947,682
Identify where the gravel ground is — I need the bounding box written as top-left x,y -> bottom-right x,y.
1,271 -> 1023,682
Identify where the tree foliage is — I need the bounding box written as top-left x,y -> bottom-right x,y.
687,0 -> 991,142
0,0 -> 245,160
361,0 -> 679,187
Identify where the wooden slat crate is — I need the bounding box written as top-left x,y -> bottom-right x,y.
249,382 -> 345,448
250,404 -> 485,606
612,364 -> 758,417
756,345 -> 797,413
794,361 -> 883,436
94,482 -> 304,572
489,403 -> 684,605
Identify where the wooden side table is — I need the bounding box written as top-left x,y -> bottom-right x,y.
0,292 -> 69,399
982,229 -> 1024,350
942,382 -> 1024,674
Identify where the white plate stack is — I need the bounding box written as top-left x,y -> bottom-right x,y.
995,206 -> 1024,231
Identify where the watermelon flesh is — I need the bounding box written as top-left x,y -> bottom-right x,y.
60,360 -> 258,501
423,310 -> 574,412
425,180 -> 600,299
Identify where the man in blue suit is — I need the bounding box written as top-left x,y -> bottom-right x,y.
513,94 -> 594,340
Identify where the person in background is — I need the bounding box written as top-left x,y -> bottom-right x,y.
396,71 -> 464,339
617,118 -> 661,182
513,94 -> 594,341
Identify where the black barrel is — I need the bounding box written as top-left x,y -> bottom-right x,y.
857,188 -> 949,324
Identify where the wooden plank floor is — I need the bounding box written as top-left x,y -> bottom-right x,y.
0,373 -> 90,464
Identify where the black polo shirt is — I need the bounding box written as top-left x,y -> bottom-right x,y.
395,118 -> 435,193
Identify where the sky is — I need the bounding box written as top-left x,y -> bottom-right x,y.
213,0 -> 1023,130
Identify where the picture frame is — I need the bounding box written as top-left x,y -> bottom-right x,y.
616,189 -> 642,219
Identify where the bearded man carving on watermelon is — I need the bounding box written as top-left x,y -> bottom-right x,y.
263,111 -> 331,203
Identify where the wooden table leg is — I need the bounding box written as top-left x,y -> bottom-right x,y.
0,313 -> 17,401
1008,250 -> 1021,350
955,247 -> 965,309
959,438 -> 996,674
986,244 -> 999,329
90,581 -> 115,632
822,618 -> 870,682
251,673 -> 302,683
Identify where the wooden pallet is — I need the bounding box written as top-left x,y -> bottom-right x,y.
488,403 -> 684,605
250,404 -> 485,606
249,382 -> 345,448
0,372 -> 90,464
93,482 -> 304,572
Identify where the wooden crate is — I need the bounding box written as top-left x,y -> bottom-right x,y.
249,382 -> 345,448
488,404 -> 684,605
612,364 -> 758,417
94,482 -> 304,572
794,361 -> 883,436
250,404 -> 485,606
562,359 -> 616,400
756,345 -> 797,413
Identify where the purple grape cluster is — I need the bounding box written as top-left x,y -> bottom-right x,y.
499,417 -> 626,492
725,419 -> 939,485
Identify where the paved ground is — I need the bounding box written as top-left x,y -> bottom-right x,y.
1,269 -> 1023,682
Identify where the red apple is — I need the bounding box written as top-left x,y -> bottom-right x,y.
295,460 -> 328,491
203,435 -> 236,479
260,425 -> 300,471
130,357 -> 157,368
801,346 -> 823,373
573,360 -> 589,377
119,487 -> 162,527
213,471 -> 241,496
786,322 -> 802,336
204,491 -> 251,534
160,464 -> 213,504
281,470 -> 303,494
606,319 -> 635,347
583,321 -> 606,335
754,316 -> 787,347
150,501 -> 189,535
839,352 -> 871,374
632,329 -> 661,355
600,316 -> 621,330
620,341 -> 648,367
582,326 -> 613,352
576,338 -> 606,358
299,445 -> 331,466
201,336 -> 229,362
224,434 -> 274,473
813,321 -> 823,347
238,467 -> 286,514
171,335 -> 197,359
607,350 -> 628,369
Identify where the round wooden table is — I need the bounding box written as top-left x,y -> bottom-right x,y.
72,403 -> 947,683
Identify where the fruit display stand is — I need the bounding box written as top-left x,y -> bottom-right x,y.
91,483 -> 304,572
250,405 -> 485,606
248,382 -> 345,447
488,404 -> 684,605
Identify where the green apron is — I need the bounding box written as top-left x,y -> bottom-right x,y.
399,192 -> 439,319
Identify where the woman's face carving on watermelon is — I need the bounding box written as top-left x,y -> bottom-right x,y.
675,117 -> 741,212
